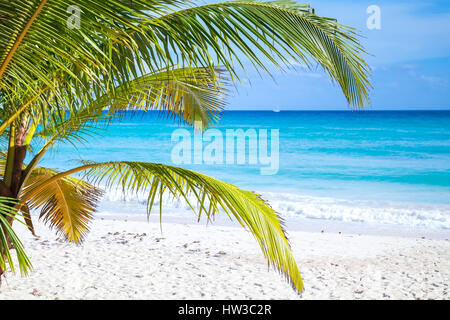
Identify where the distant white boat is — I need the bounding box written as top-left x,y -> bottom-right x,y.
273,107 -> 281,113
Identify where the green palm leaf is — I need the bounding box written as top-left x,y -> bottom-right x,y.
94,67 -> 229,129
148,0 -> 370,106
22,161 -> 304,292
0,197 -> 32,275
0,0 -> 370,124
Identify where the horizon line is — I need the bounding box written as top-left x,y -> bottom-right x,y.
115,108 -> 450,112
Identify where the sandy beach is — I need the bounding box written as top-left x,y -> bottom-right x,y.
0,215 -> 449,300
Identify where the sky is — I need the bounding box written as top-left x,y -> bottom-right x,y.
220,0 -> 450,110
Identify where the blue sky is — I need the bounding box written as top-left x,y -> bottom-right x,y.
223,0 -> 450,110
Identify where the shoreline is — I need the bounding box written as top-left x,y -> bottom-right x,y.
0,215 -> 449,299
98,188 -> 450,235
95,213 -> 450,241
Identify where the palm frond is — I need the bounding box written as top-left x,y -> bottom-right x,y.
0,0 -> 184,129
95,67 -> 229,129
0,0 -> 184,91
0,197 -> 32,275
0,0 -> 370,123
21,167 -> 103,242
22,161 -> 304,292
20,106 -> 113,187
146,0 -> 370,106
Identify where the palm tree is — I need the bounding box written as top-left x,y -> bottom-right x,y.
0,0 -> 370,293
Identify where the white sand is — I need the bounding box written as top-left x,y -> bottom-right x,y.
0,217 -> 449,300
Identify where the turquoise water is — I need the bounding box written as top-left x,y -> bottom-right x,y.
37,111 -> 450,229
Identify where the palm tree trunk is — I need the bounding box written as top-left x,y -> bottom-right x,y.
0,180 -> 14,278
0,119 -> 29,278
10,115 -> 29,197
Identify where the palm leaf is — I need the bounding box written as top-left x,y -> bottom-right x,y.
94,67 -> 229,129
0,0 -> 370,127
0,196 -> 32,275
0,0 -> 184,129
21,167 -> 103,242
22,161 -> 304,292
20,106 -> 113,189
0,0 -> 184,89
147,0 -> 370,106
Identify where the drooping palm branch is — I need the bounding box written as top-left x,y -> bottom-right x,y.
20,161 -> 304,291
23,167 -> 103,242
93,67 -> 229,129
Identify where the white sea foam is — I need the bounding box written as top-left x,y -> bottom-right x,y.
97,187 -> 450,231
260,192 -> 450,230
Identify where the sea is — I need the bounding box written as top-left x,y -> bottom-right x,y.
37,110 -> 450,232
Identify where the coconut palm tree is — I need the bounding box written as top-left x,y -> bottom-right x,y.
0,0 -> 370,293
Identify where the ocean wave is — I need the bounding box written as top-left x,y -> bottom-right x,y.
259,192 -> 450,230
97,187 -> 450,230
